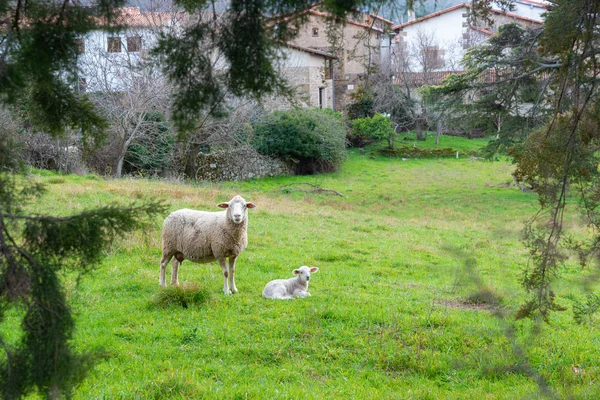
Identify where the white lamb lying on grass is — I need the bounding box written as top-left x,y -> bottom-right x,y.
262,266 -> 319,299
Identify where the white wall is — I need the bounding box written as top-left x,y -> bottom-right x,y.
495,0 -> 547,21
397,7 -> 472,72
77,28 -> 158,92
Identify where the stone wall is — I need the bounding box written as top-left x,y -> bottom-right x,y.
196,146 -> 292,182
262,64 -> 333,111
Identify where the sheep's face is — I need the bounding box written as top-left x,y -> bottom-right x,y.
293,266 -> 319,283
218,195 -> 256,224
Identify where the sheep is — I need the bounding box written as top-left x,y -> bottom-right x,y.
262,266 -> 319,299
159,195 -> 256,295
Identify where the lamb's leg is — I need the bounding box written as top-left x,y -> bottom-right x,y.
228,256 -> 238,294
218,258 -> 230,295
293,290 -> 311,298
159,253 -> 173,287
170,258 -> 181,285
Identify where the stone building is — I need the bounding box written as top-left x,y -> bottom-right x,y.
262,44 -> 336,111
282,5 -> 394,110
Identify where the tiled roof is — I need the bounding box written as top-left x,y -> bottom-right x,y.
392,3 -> 543,31
368,13 -> 394,25
287,43 -> 337,59
102,7 -> 187,29
307,9 -> 384,32
469,25 -> 494,36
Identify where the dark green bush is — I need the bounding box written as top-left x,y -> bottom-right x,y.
345,87 -> 374,120
251,108 -> 347,174
124,112 -> 174,175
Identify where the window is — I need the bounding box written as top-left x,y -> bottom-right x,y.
318,87 -> 325,109
107,37 -> 121,53
127,36 -> 142,52
312,27 -> 319,37
74,38 -> 85,54
325,59 -> 333,80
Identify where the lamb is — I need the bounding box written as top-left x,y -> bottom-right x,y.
159,195 -> 256,295
262,266 -> 319,299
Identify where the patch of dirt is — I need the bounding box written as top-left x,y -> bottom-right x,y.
436,299 -> 499,312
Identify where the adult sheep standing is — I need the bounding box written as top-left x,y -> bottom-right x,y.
159,195 -> 256,294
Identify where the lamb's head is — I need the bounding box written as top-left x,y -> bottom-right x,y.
293,266 -> 319,283
217,195 -> 256,224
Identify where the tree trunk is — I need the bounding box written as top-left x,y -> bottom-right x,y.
435,119 -> 442,147
115,152 -> 125,178
496,117 -> 502,139
184,143 -> 202,180
115,139 -> 127,178
415,119 -> 425,141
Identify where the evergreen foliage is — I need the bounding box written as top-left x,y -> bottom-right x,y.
421,23 -> 552,154
0,154 -> 165,397
345,87 -> 375,121
0,138 -> 165,396
123,112 -> 174,175
421,0 -> 600,321
251,109 -> 347,174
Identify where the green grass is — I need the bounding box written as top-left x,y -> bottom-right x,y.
13,144 -> 600,398
397,131 -> 491,152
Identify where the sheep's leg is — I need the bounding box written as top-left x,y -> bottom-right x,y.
159,253 -> 173,287
170,258 -> 181,285
293,290 -> 311,298
218,258 -> 230,295
228,256 -> 238,294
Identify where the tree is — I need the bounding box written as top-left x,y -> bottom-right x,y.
80,37 -> 171,177
425,0 -> 600,322
0,126 -> 165,398
422,23 -> 551,145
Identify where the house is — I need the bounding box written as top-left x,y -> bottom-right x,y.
495,0 -> 549,21
76,7 -> 185,92
77,7 -> 336,112
391,3 -> 544,87
264,44 -> 336,110
280,4 -> 394,110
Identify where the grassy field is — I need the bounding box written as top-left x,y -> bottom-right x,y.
8,138 -> 600,399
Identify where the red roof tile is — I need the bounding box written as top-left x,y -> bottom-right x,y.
392,3 -> 543,31
287,43 -> 337,59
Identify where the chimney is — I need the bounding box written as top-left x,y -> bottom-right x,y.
407,8 -> 416,22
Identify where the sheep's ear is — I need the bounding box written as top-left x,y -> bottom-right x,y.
310,267 -> 319,273
217,202 -> 229,209
293,269 -> 300,275
246,202 -> 256,209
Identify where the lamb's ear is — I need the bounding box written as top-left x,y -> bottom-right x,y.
310,267 -> 319,273
246,202 -> 256,209
293,269 -> 300,275
217,202 -> 229,209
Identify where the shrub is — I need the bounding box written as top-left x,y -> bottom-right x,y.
345,87 -> 374,120
350,113 -> 395,148
251,108 -> 347,174
123,112 -> 174,176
